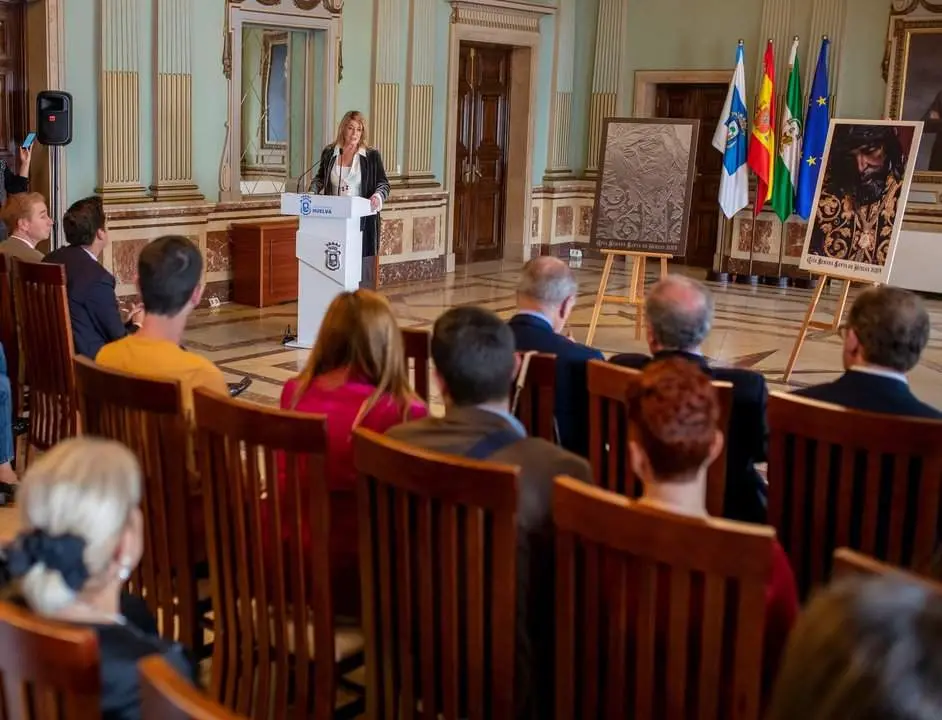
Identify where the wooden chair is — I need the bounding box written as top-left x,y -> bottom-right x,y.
401,326 -> 431,402
767,393 -> 942,599
74,357 -> 208,658
586,359 -> 733,516
140,655 -> 247,720
553,477 -> 776,720
513,352 -> 557,443
12,260 -> 78,461
352,428 -> 519,719
831,547 -> 942,591
0,254 -> 24,419
0,600 -> 101,719
193,389 -> 364,720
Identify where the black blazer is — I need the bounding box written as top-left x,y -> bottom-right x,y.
508,313 -> 603,457
43,245 -> 131,359
610,349 -> 770,524
312,145 -> 391,258
792,370 -> 942,419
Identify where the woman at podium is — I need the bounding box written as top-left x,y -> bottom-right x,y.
311,111 -> 390,290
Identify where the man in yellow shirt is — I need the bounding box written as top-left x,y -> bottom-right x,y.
96,235 -> 231,410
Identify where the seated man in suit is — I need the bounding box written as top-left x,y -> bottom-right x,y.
792,286 -> 939,418
0,192 -> 53,265
43,195 -> 142,359
508,257 -> 602,456
387,306 -> 592,720
95,236 -> 233,412
610,275 -> 769,524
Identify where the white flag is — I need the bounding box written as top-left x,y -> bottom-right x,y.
713,42 -> 749,219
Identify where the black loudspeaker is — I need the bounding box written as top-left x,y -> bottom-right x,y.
36,91 -> 73,146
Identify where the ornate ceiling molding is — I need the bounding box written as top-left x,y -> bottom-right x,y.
891,0 -> 942,15
449,0 -> 553,34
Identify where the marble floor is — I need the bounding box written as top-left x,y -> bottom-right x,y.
191,257 -> 942,410
3,258 -> 942,542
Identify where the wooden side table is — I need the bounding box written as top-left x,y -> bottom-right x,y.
230,219 -> 299,307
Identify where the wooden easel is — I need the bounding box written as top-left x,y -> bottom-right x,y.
586,250 -> 672,346
783,272 -> 858,382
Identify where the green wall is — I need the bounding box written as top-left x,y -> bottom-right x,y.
835,0 -> 889,119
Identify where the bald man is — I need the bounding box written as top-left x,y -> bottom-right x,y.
509,257 -> 603,456
610,275 -> 769,524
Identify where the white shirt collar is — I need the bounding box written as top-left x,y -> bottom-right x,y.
83,247 -> 98,261
10,234 -> 36,249
332,145 -> 367,158
849,365 -> 909,385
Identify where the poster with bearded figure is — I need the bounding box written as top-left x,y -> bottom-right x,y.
800,120 -> 923,283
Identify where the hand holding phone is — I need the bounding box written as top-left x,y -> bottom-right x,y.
22,133 -> 36,149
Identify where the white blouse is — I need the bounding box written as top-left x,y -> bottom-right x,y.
329,153 -> 362,198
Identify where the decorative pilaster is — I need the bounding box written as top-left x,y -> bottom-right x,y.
586,0 -> 623,176
151,0 -> 203,201
403,0 -> 436,184
372,0 -> 404,179
545,0 -> 575,179
97,0 -> 148,203
755,0 -> 790,89
806,0 -> 847,92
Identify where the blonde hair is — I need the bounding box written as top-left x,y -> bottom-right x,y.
291,289 -> 420,420
333,110 -> 370,150
1,192 -> 47,235
16,438 -> 142,616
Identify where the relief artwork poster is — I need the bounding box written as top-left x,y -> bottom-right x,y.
799,119 -> 923,283
591,118 -> 700,256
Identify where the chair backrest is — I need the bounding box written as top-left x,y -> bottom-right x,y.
0,600 -> 101,719
586,360 -> 732,516
831,548 -> 942,593
767,392 -> 942,598
0,253 -> 22,416
401,326 -> 431,402
193,388 -> 340,720
513,352 -> 556,442
140,655 -> 247,720
73,357 -> 203,654
12,259 -> 78,451
352,427 -> 519,720
553,477 -> 775,720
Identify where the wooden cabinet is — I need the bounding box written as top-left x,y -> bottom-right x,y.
231,219 -> 299,307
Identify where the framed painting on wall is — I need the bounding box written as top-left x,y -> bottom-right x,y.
886,18 -> 942,183
590,118 -> 700,256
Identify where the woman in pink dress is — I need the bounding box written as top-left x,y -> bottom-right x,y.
280,289 -> 427,616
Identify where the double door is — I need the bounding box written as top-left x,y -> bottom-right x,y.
0,0 -> 26,175
453,43 -> 510,265
655,84 -> 728,269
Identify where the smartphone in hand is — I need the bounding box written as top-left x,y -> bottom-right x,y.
21,133 -> 36,149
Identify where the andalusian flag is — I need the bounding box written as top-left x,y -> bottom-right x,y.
771,38 -> 803,221
748,40 -> 776,215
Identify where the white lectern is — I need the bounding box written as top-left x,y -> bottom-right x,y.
280,193 -> 374,349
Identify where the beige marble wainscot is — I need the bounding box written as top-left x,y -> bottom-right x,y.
378,189 -> 448,286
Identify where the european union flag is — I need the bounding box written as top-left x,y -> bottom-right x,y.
796,37 -> 830,219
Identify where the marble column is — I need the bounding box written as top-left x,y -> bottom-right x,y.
585,0 -> 623,176
545,0 -> 574,179
151,0 -> 203,200
372,0 -> 404,179
96,0 -> 148,203
403,0 -> 435,184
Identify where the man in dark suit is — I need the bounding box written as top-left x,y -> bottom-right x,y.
793,286 -> 940,418
508,257 -> 602,457
387,306 -> 592,720
610,275 -> 769,524
43,196 -> 142,359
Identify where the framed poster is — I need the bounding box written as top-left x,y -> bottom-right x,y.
798,119 -> 923,283
886,18 -> 942,183
590,118 -> 700,256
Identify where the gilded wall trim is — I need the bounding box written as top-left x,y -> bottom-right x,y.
449,1 -> 546,34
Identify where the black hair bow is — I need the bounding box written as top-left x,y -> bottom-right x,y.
5,530 -> 90,592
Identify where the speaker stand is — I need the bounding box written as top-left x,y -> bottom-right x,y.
50,145 -> 63,251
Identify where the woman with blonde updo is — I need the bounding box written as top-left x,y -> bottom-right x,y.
1,437 -> 192,720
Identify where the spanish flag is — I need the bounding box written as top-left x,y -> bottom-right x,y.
748,40 -> 776,215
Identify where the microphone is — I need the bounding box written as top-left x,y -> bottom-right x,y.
295,158 -> 322,194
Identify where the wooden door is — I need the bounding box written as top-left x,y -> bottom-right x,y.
0,0 -> 25,175
656,84 -> 727,268
453,43 -> 510,265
